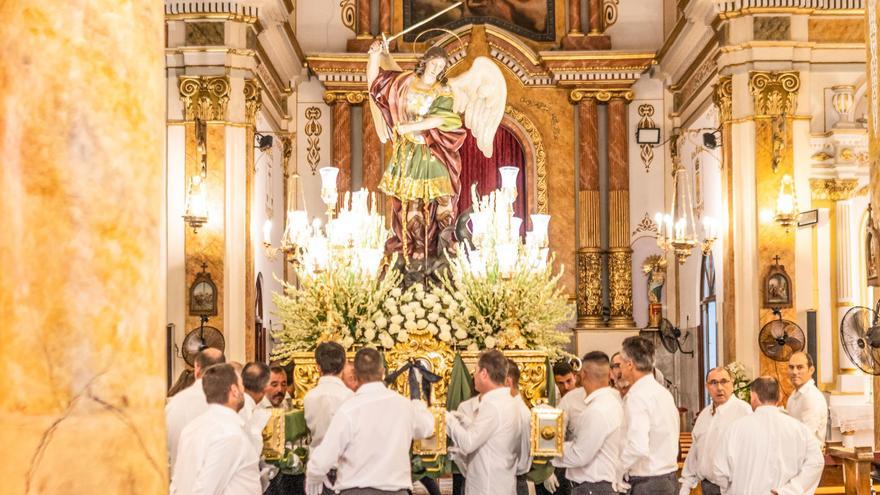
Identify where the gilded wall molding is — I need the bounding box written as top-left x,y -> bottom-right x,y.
304,107 -> 323,175
810,178 -> 859,201
713,76 -> 733,124
244,79 -> 262,125
504,105 -> 548,214
603,0 -> 621,29
748,71 -> 800,117
340,0 -> 356,32
632,212 -> 659,238
323,90 -> 369,105
608,248 -> 634,324
636,104 -> 656,172
179,75 -> 230,121
569,89 -> 634,103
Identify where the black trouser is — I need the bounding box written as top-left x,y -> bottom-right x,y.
700,479 -> 721,495
265,473 -> 305,495
340,490 -> 408,495
571,481 -> 618,495
627,472 -> 678,495
452,473 -> 465,495
516,474 -> 530,495
535,467 -> 572,495
417,477 -> 441,495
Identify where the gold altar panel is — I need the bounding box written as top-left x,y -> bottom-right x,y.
185,123 -> 227,334
0,0 -> 167,492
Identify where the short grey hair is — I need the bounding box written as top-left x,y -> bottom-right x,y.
620,336 -> 655,373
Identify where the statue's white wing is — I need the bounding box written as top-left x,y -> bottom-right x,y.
448,56 -> 507,158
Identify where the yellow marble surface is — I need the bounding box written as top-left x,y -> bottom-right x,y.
0,1 -> 167,493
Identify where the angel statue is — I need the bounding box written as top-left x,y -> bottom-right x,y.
366,38 -> 507,269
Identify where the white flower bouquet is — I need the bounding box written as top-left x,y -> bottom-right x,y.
724,361 -> 751,403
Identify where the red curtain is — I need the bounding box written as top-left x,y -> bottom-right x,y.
457,125 -> 527,229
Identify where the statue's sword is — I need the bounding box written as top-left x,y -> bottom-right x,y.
381,1 -> 462,47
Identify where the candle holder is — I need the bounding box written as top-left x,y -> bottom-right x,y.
319,166 -> 340,219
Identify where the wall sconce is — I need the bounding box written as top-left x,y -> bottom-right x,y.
319,166 -> 340,218
183,119 -> 209,233
702,129 -> 721,150
255,133 -> 273,151
635,127 -> 661,145
774,174 -> 798,232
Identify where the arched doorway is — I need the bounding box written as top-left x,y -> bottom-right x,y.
457,125 -> 528,231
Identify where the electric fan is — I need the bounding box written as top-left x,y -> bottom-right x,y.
658,317 -> 693,355
758,309 -> 805,362
839,301 -> 880,375
181,316 -> 226,366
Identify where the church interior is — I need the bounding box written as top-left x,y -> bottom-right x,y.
4,0 -> 880,493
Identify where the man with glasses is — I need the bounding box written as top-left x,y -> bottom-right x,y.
678,367 -> 751,495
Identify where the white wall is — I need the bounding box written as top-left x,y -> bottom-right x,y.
296,0 -> 353,53
295,78 -> 333,222
606,0 -> 665,51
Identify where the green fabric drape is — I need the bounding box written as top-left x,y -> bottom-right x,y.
446,352 -> 472,411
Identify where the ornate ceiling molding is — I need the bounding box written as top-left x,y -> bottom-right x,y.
179,75 -> 230,121
810,178 -> 860,201
748,71 -> 800,116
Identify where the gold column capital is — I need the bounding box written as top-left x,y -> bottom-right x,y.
244,79 -> 262,126
748,71 -> 800,117
569,88 -> 634,104
179,75 -> 231,121
323,90 -> 368,105
810,178 -> 860,201
713,76 -> 733,124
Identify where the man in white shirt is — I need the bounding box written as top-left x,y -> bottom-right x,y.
260,366 -> 290,409
618,336 -> 680,494
554,360 -> 579,398
446,349 -> 521,495
239,362 -> 271,452
541,360 -> 589,495
609,352 -> 631,398
171,363 -> 261,495
786,351 -> 828,447
304,342 -> 355,494
165,347 -> 225,473
341,360 -> 359,392
678,367 -> 751,495
261,365 -> 301,495
505,359 -> 533,495
450,393 -> 480,495
712,376 -> 824,495
305,347 -> 435,495
553,351 -> 624,495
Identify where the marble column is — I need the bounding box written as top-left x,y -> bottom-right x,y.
589,0 -> 602,34
608,97 -> 635,328
563,0 -> 611,49
362,103 -> 382,191
379,0 -> 392,34
569,0 -> 582,34
332,100 -> 353,195
865,0 -> 880,450
357,0 -> 371,37
577,98 -> 603,327
0,1 -> 167,493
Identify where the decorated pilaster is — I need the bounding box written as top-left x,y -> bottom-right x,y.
576,97 -> 603,327
326,92 -> 360,195
866,0 -> 880,449
608,96 -> 636,328
713,76 -> 736,361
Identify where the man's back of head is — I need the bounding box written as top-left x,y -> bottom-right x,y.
316,341 -> 347,376
475,349 -> 508,393
620,336 -> 655,373
202,363 -> 242,410
505,358 -> 521,392
242,362 -> 270,400
354,348 -> 385,384
749,376 -> 780,409
580,350 -> 611,390
194,347 -> 226,379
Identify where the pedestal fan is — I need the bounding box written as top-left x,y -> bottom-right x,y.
181,315 -> 225,366
839,301 -> 880,375
758,309 -> 805,362
659,317 -> 693,356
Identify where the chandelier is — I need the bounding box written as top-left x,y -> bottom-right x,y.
183,119 -> 209,233
654,159 -> 718,265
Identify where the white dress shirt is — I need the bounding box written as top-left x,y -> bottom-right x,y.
786,379 -> 828,446
166,379 -> 208,473
620,374 -> 680,478
239,394 -> 272,456
678,396 -> 751,493
513,394 -> 532,476
446,387 -> 521,495
558,386 -> 588,439
306,382 -> 434,491
712,405 -> 824,495
450,396 -> 480,476
303,375 -> 354,449
553,387 -> 624,489
170,404 -> 262,495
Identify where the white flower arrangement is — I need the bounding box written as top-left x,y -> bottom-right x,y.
724,361 -> 751,403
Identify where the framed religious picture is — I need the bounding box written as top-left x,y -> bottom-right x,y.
403,0 -> 556,42
763,257 -> 792,309
866,204 -> 880,286
189,263 -> 218,317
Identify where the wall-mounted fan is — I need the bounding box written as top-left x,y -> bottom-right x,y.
181,315 -> 225,367
758,309 -> 805,361
659,317 -> 693,356
839,301 -> 880,375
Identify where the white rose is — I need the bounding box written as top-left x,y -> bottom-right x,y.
374,316 -> 388,329
402,292 -> 413,303
467,342 -> 479,351
454,291 -> 464,300
454,329 -> 468,340
398,330 -> 409,342
364,328 -> 377,341
363,320 -> 376,330
438,317 -> 449,327
389,323 -> 401,334
427,312 -> 439,322
404,320 -> 418,331
342,336 -> 355,349
379,332 -> 394,348
439,330 -> 452,342
427,323 -> 439,335
448,301 -> 459,311
485,336 -> 497,348
390,287 -> 402,298
390,315 -> 404,325
443,295 -> 454,306
417,319 -> 428,329
414,291 -> 424,301
440,323 -> 451,333
415,307 -> 426,319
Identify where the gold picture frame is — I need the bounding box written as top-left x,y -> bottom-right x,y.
413,405 -> 447,456
530,404 -> 564,457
